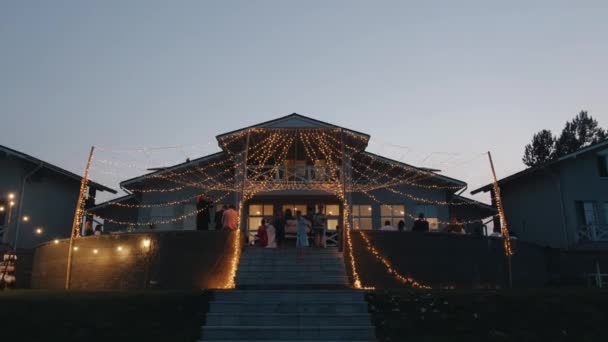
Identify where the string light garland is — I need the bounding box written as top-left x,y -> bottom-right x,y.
90,126 -> 499,293
358,230 -> 430,289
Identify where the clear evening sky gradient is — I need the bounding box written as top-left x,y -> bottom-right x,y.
2,1 -> 607,203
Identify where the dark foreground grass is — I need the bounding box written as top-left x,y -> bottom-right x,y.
0,290 -> 210,342
367,288 -> 608,342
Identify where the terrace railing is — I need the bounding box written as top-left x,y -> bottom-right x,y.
246,164 -> 339,183
578,224 -> 608,242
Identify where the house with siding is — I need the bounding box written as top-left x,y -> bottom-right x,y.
92,113 -> 494,243
0,145 -> 116,250
472,140 -> 608,250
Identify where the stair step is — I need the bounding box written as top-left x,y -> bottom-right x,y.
206,313 -> 373,326
213,290 -> 365,302
200,325 -> 376,340
208,301 -> 369,314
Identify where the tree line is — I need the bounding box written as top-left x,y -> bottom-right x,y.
523,111 -> 606,167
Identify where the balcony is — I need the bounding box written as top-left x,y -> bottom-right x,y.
578,224 -> 608,242
246,164 -> 340,183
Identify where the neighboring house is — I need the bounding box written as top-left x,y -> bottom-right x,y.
92,113 -> 494,240
472,139 -> 608,249
0,145 -> 116,249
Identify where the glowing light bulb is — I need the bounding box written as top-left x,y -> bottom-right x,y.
116,246 -> 123,252
35,227 -> 42,235
8,193 -> 15,200
23,216 -> 30,222
53,239 -> 59,244
0,206 -> 4,212
73,246 -> 79,251
142,238 -> 151,249
93,249 -> 98,254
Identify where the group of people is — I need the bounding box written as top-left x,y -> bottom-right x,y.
196,194 -> 238,231
380,213 -> 484,235
83,221 -> 103,236
255,205 -> 329,254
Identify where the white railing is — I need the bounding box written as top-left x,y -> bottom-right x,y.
247,164 -> 338,183
578,224 -> 608,241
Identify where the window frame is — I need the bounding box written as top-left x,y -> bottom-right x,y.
380,204 -> 405,228
352,204 -> 373,230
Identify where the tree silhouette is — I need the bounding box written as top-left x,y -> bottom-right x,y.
523,111 -> 606,167
553,111 -> 606,158
523,130 -> 555,167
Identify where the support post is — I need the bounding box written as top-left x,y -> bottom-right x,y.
340,129 -> 347,252
65,146 -> 95,289
239,129 -> 251,245
487,151 -> 513,288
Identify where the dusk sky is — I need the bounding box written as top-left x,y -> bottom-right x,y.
2,1 -> 607,202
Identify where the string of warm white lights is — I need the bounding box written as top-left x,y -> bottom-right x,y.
95,192 -> 232,226
358,230 -> 430,289
360,190 -> 495,226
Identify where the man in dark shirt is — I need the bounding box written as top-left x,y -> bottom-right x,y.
412,213 -> 430,232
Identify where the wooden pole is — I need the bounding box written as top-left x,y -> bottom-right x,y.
487,151 -> 513,288
340,129 -> 347,252
240,129 -> 251,245
65,146 -> 95,289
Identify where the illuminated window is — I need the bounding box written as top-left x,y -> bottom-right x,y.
381,204 -> 405,227
352,204 -> 372,230
249,204 -> 274,216
415,205 -> 440,231
282,204 -> 307,216
317,204 -> 340,231
248,204 -> 274,241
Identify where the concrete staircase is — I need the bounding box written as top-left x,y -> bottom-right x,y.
235,247 -> 350,288
199,247 -> 376,341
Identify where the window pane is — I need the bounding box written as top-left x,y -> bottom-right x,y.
428,218 -> 439,231
263,204 -> 274,216
326,205 -> 339,216
392,205 -> 405,217
361,205 -> 372,217
354,218 -> 372,230
327,219 -> 339,231
351,205 -> 360,217
249,205 -> 263,216
381,205 -> 392,217
381,217 -> 395,227
282,204 -> 306,215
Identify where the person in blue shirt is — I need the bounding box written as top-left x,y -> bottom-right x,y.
295,210 -> 310,257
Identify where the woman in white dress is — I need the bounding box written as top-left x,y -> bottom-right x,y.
265,216 -> 277,248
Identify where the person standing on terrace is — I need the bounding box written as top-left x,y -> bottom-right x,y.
412,213 -> 430,232
295,210 -> 310,257
222,204 -> 238,231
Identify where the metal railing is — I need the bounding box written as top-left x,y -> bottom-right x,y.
247,164 -> 339,183
578,224 -> 608,241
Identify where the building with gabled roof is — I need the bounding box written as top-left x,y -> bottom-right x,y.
92,113 -> 494,242
472,139 -> 608,249
0,145 -> 116,249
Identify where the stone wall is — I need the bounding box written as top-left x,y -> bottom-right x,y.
31,230 -> 238,290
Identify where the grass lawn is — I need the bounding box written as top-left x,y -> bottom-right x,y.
367,288 -> 608,342
0,290 -> 210,342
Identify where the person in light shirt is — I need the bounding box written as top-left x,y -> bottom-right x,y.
222,204 -> 239,231
380,220 -> 398,231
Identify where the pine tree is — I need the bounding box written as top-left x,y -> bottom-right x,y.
553,111 -> 606,158
522,129 -> 556,167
